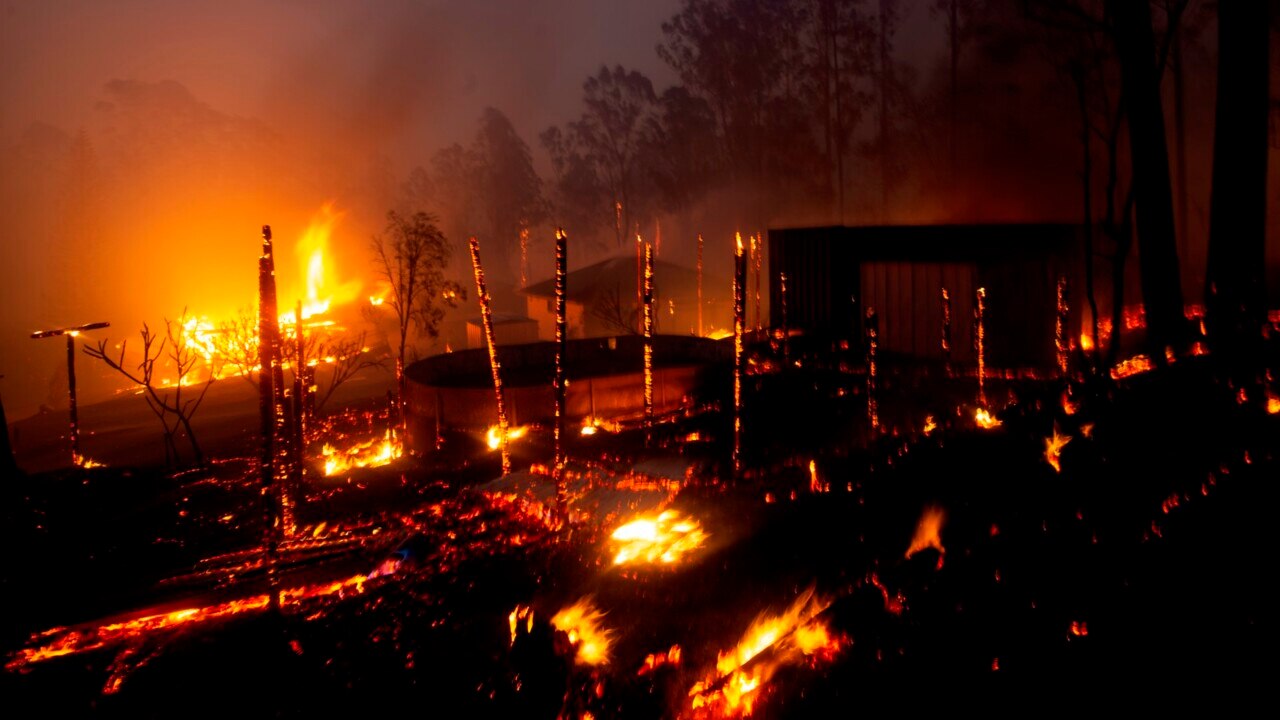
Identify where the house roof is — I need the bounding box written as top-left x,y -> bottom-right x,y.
520,254 -> 720,302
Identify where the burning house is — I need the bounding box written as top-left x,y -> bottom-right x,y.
768,223 -> 1084,369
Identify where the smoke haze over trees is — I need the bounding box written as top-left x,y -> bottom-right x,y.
1,0 -> 1275,418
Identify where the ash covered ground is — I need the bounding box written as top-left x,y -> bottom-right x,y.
2,351 -> 1273,716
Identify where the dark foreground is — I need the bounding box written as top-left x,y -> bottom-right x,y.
2,359 -> 1274,716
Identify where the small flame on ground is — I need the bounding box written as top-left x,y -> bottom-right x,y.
610,510 -> 708,566
1111,354 -> 1154,380
580,417 -> 621,436
923,415 -> 937,435
72,453 -> 106,469
1267,393 -> 1280,414
905,505 -> 946,565
322,429 -> 403,476
486,424 -> 528,451
551,597 -> 613,666
974,408 -> 1001,429
1044,426 -> 1072,473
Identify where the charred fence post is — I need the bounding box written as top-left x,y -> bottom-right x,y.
780,271 -> 789,369
553,228 -> 568,517
696,234 -> 704,337
469,236 -> 511,476
643,242 -> 655,448
31,321 -> 109,467
733,233 -> 747,477
257,225 -> 283,611
975,287 -> 987,408
941,287 -> 952,376
866,307 -> 879,435
1056,277 -> 1069,377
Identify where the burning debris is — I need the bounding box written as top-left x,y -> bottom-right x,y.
1044,426 -> 1073,473
551,597 -> 614,666
686,587 -> 842,718
321,428 -> 403,477
974,408 -> 1002,429
609,509 -> 708,566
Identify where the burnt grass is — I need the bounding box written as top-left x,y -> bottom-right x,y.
2,357 -> 1275,715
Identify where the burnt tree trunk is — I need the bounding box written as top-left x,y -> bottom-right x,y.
1110,0 -> 1187,360
1205,0 -> 1270,399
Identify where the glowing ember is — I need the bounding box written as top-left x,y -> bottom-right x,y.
1111,354 -> 1154,379
579,417 -> 621,435
486,424 -> 528,451
1267,393 -> 1280,414
321,429 -> 403,476
72,452 -> 106,469
1044,427 -> 1072,473
905,505 -> 946,565
974,408 -> 1001,429
687,587 -> 841,718
8,573 -> 369,671
638,645 -> 682,676
551,597 -> 613,666
923,415 -> 937,435
610,510 -> 707,566
732,232 -> 746,474
1062,390 -> 1079,415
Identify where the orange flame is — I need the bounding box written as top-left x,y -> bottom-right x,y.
508,604 -> 534,645
610,510 -> 707,566
688,587 -> 841,718
974,408 -> 1001,429
284,203 -> 361,324
1110,354 -> 1154,380
486,424 -> 528,451
1044,426 -> 1072,473
922,415 -> 937,435
321,429 -> 403,476
8,573 -> 368,671
905,505 -> 946,564
551,597 -> 613,666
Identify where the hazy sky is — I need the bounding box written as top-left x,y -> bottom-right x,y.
1,0 -> 682,173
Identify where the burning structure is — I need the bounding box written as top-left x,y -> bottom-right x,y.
768,224 -> 1083,369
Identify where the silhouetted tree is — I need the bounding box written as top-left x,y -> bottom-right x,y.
84,314 -> 218,468
1205,0 -> 1269,400
573,65 -> 658,246
1110,0 -> 1187,360
469,108 -> 545,253
369,211 -> 463,410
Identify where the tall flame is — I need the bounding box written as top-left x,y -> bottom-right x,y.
905,505 -> 946,565
288,203 -> 361,323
